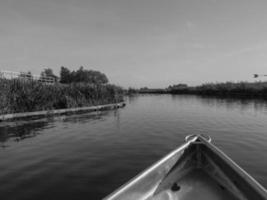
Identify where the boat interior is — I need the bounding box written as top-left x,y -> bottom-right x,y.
104,136 -> 267,200
148,141 -> 243,200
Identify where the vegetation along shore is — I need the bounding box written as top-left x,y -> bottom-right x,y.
0,67 -> 124,115
130,81 -> 267,99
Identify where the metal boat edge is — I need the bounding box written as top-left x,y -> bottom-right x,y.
103,135 -> 267,200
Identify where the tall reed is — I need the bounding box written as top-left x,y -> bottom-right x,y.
0,79 -> 124,114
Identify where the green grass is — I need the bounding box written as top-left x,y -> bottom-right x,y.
0,79 -> 124,114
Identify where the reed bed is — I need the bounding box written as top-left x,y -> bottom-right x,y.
0,79 -> 124,114
169,81 -> 267,98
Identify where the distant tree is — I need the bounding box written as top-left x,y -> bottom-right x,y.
85,69 -> 108,84
128,87 -> 138,94
140,87 -> 148,90
168,84 -> 188,90
60,66 -> 72,83
60,66 -> 109,84
74,66 -> 86,82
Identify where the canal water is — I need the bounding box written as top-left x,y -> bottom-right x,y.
0,95 -> 267,200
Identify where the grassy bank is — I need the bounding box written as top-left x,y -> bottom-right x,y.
135,81 -> 267,99
168,82 -> 267,99
0,79 -> 124,114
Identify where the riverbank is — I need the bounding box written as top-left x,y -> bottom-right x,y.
136,81 -> 267,99
0,79 -> 124,115
0,102 -> 126,121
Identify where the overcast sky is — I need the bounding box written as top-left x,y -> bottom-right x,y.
1,0 -> 267,87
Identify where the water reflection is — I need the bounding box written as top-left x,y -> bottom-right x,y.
61,112 -> 107,124
199,96 -> 267,113
0,110 -> 119,148
128,94 -> 140,104
171,94 -> 267,112
0,120 -> 50,146
113,109 -> 121,129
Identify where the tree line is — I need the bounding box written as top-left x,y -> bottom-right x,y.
0,67 -> 123,114
60,66 -> 108,84
17,66 -> 109,85
128,82 -> 267,99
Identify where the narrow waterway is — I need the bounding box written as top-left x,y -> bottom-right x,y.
0,95 -> 267,200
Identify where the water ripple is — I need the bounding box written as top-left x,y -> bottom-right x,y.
0,95 -> 267,199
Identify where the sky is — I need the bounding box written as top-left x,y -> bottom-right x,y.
1,0 -> 267,88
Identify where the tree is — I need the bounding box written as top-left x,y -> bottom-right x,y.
60,66 -> 109,84
74,66 -> 86,82
168,84 -> 188,90
60,66 -> 72,83
88,70 -> 108,84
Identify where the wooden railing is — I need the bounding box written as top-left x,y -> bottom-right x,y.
0,70 -> 55,84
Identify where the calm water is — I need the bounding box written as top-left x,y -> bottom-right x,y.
0,95 -> 267,200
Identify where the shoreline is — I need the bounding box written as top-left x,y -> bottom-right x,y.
139,91 -> 267,97
0,102 -> 126,122
137,91 -> 267,100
